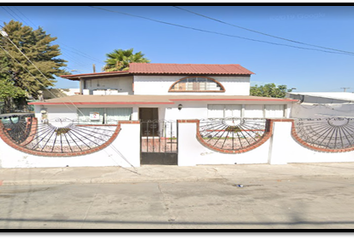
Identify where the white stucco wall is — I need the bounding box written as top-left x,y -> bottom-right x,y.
177,120 -> 354,166
81,76 -> 133,95
269,121 -> 354,164
133,75 -> 250,95
35,102 -> 288,124
34,105 -> 77,123
0,122 -> 140,168
164,103 -> 208,120
177,122 -> 271,166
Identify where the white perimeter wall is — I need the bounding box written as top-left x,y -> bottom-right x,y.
178,120 -> 354,166
2,118 -> 354,168
0,122 -> 140,168
178,122 -> 270,166
133,75 -> 250,95
269,121 -> 354,164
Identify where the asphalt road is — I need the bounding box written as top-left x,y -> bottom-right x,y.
1,174 -> 354,229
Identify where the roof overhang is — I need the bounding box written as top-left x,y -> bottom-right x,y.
60,71 -> 131,81
28,95 -> 297,106
61,63 -> 255,81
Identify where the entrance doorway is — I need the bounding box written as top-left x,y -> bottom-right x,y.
139,108 -> 178,165
139,108 -> 159,136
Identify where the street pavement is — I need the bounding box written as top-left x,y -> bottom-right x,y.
1,162 -> 354,186
2,162 -> 354,229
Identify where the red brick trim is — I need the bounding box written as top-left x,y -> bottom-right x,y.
29,102 -> 174,105
20,118 -> 38,146
173,98 -> 297,102
289,119 -> 354,153
182,119 -> 273,154
181,118 -> 354,154
0,119 -> 140,157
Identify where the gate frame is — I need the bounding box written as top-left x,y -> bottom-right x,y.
140,119 -> 178,165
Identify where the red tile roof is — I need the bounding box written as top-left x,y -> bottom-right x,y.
129,63 -> 254,75
60,63 -> 254,80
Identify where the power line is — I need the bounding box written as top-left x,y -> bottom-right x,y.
0,42 -> 139,172
341,87 -> 350,92
89,6 -> 354,56
13,6 -> 37,27
173,6 -> 354,56
0,26 -> 139,171
0,29 -> 83,113
1,6 -> 30,27
0,6 -> 103,68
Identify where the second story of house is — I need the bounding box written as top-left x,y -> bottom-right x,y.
61,63 -> 254,96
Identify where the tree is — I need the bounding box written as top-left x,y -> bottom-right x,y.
0,20 -> 69,104
250,83 -> 294,98
0,79 -> 26,113
0,53 -> 26,113
103,48 -> 150,72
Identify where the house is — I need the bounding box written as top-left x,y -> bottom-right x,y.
4,64 -> 354,168
28,63 -> 296,124
286,92 -> 354,118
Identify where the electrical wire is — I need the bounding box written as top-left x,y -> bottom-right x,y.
89,6 -> 354,56
0,6 -> 103,70
1,6 -> 30,27
173,6 -> 354,56
12,6 -> 37,28
1,31 -> 139,171
0,43 -> 79,114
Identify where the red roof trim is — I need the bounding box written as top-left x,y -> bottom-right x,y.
60,71 -> 130,80
28,102 -> 174,105
29,98 -> 296,106
172,98 -> 297,102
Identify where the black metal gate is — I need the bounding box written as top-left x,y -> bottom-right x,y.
140,120 -> 178,165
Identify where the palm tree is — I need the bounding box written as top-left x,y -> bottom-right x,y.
103,48 -> 150,72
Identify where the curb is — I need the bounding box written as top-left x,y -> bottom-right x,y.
0,176 -> 226,186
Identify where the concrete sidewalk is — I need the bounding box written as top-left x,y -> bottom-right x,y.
1,162 -> 354,186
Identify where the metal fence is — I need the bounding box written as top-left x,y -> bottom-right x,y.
198,118 -> 268,151
140,120 -> 178,165
294,117 -> 354,150
1,115 -> 117,153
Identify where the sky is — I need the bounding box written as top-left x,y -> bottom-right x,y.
1,3 -> 354,92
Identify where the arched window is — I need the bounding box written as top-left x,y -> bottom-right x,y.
169,77 -> 225,92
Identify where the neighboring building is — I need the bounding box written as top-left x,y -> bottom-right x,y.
29,63 -> 296,124
286,92 -> 354,118
286,92 -> 354,104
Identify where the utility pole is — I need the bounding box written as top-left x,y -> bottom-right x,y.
341,87 -> 350,92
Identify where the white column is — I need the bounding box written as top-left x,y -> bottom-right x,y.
268,121 -> 292,164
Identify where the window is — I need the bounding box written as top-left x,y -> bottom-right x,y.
208,104 -> 285,118
265,105 -> 285,118
244,105 -> 264,118
169,77 -> 225,92
208,104 -> 242,118
78,108 -> 132,124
